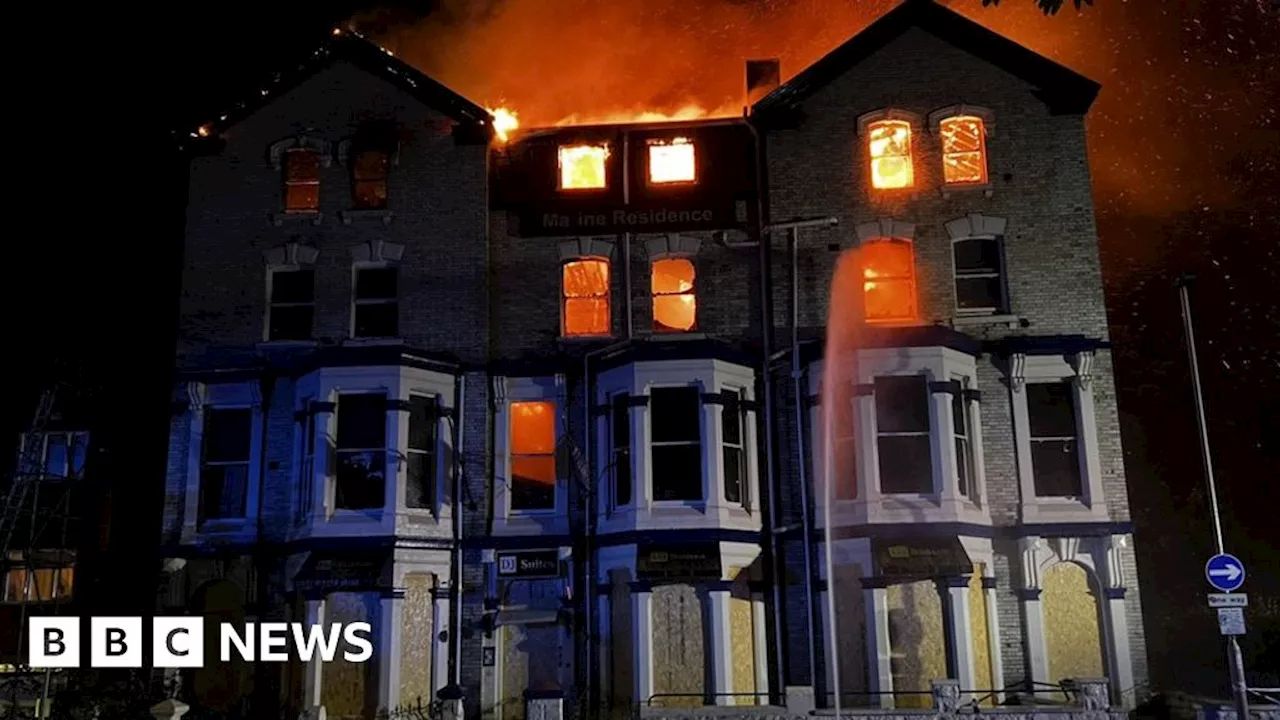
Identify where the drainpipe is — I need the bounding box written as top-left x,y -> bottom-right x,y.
253,369 -> 276,714
451,372 -> 467,688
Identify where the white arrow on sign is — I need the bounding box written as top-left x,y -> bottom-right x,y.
1210,564 -> 1243,581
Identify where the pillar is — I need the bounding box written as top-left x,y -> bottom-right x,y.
707,587 -> 735,705
982,577 -> 1006,702
301,598 -> 327,717
940,577 -> 976,698
1102,588 -> 1135,707
1019,588 -> 1049,693
630,584 -> 654,706
817,587 -> 832,704
431,584 -> 452,699
751,591 -> 770,705
378,589 -> 405,711
863,582 -> 893,709
597,590 -> 612,703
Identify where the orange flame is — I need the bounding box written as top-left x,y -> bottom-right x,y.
488,107 -> 519,142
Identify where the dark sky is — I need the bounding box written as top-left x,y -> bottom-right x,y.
12,0 -> 1277,693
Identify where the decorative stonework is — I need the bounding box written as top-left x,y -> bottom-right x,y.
185,382 -> 205,411
854,218 -> 916,242
927,105 -> 997,136
645,234 -> 701,259
351,239 -> 405,263
1009,353 -> 1027,393
931,679 -> 961,714
264,241 -> 320,266
267,136 -> 333,170
558,237 -> 616,262
944,213 -> 1007,240
855,108 -> 924,136
1019,537 -> 1046,589
1072,351 -> 1096,390
1050,537 -> 1082,565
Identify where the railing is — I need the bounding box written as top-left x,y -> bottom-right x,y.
646,692 -> 774,706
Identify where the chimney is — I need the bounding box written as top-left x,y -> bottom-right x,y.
746,59 -> 781,107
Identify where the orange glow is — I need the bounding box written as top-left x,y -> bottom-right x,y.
647,137 -> 697,184
554,103 -> 740,128
861,239 -> 917,323
562,258 -> 611,336
283,148 -> 320,213
867,120 -> 913,189
511,401 -> 556,486
940,115 -> 988,184
488,107 -> 519,143
558,144 -> 609,190
651,257 -> 696,332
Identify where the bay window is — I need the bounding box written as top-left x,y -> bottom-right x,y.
335,393 -> 387,510
874,375 -> 933,495
721,389 -> 746,506
406,395 -> 438,509
650,386 -> 702,502
611,393 -> 632,508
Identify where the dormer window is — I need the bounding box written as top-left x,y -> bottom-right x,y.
647,137 -> 696,185
558,144 -> 609,190
867,120 -> 913,190
283,148 -> 321,213
939,115 -> 988,185
351,150 -> 390,209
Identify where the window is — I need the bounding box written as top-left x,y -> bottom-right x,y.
267,268 -> 315,341
649,387 -> 702,501
24,432 -> 89,478
652,257 -> 697,332
199,408 -> 251,521
562,258 -> 611,337
284,148 -> 321,213
352,149 -> 389,210
862,239 -> 918,323
647,137 -> 696,184
874,376 -> 932,494
952,381 -> 976,501
407,395 -> 438,509
3,557 -> 73,604
1026,382 -> 1082,497
611,393 -> 632,507
296,409 -> 316,523
558,144 -> 609,190
867,120 -> 913,189
510,401 -> 557,511
721,390 -> 746,505
939,115 -> 988,185
335,394 -> 387,510
353,266 -> 398,338
953,236 -> 1006,314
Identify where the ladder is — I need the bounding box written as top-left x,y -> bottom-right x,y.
0,386 -> 60,558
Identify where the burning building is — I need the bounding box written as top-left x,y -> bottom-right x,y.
163,0 -> 1147,718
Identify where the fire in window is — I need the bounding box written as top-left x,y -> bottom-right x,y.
352,149 -> 390,209
867,120 -> 913,190
861,239 -> 918,323
558,144 -> 609,190
510,401 -> 557,511
284,148 -> 321,213
651,257 -> 697,332
647,137 -> 696,184
562,258 -> 610,336
939,115 -> 988,185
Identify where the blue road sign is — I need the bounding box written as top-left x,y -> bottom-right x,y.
1205,553 -> 1246,592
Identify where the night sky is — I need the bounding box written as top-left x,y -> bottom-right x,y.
11,0 -> 1277,695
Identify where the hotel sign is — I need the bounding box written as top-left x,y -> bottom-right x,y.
873,537 -> 972,578
496,550 -> 562,579
636,543 -> 722,581
520,205 -> 737,236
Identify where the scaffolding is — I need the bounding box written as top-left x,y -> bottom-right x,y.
0,380 -> 82,719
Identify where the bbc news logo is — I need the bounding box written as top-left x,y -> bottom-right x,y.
29,617 -> 373,669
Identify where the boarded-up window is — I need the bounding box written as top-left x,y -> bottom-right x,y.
939,115 -> 988,185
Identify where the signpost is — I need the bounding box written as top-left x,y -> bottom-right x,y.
1205,553 -> 1246,593
1208,593 -> 1248,608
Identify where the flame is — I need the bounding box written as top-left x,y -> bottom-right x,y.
558,144 -> 610,189
553,102 -> 741,128
648,137 -> 696,184
868,120 -> 913,190
488,107 -> 519,142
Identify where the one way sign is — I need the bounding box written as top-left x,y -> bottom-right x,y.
1205,553 -> 1246,593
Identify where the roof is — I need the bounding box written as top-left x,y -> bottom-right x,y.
751,0 -> 1101,119
178,27 -> 493,144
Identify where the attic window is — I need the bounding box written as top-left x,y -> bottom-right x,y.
284,149 -> 321,213
866,120 -> 913,190
559,144 -> 609,190
647,138 -> 696,185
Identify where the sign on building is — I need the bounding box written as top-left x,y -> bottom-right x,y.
636,544 -> 722,581
496,550 -> 562,579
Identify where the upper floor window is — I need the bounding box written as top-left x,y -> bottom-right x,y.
953,236 -> 1008,314
939,115 -> 988,185
558,144 -> 609,190
647,137 -> 697,185
406,396 -> 438,509
861,239 -> 918,323
874,375 -> 932,494
267,268 -> 315,341
652,257 -> 697,332
650,386 -> 702,501
352,266 -> 399,338
284,148 -> 321,214
335,394 -> 387,510
3,555 -> 73,604
352,149 -> 390,210
1027,381 -> 1082,498
721,390 -> 746,506
21,432 -> 89,479
562,258 -> 611,337
510,401 -> 557,511
952,380 -> 977,502
867,120 -> 913,190
198,408 -> 251,522
610,393 -> 632,508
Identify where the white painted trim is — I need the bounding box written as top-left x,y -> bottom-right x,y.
180,381 -> 263,544
492,376 -> 568,537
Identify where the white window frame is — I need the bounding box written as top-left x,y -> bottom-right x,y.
292,365 -> 455,542
182,382 -> 264,541
720,386 -> 749,508
1009,353 -> 1108,523
809,346 -> 987,528
595,359 -> 759,535
350,261 -> 400,340
951,374 -> 980,505
263,264 -> 316,343
607,390 -> 633,512
493,376 -> 566,537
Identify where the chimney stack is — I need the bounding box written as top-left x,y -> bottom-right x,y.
746,59 -> 781,108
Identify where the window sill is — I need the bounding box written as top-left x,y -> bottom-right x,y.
558,334 -> 614,344
340,209 -> 394,226
940,184 -> 994,199
257,340 -> 319,349
195,518 -> 253,534
271,212 -> 324,227
647,331 -> 708,341
951,314 -> 1021,329
342,337 -> 404,347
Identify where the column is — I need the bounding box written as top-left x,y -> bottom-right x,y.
863,582 -> 893,709
707,586 -> 735,705
378,589 -> 405,711
597,590 -> 612,703
301,598 -> 326,718
817,587 -> 832,704
1019,588 -> 1049,694
931,382 -> 960,499
939,578 -> 976,698
982,578 -> 1006,703
630,584 -> 654,707
559,546 -> 574,694
431,584 -> 452,699
702,387 -> 723,506
1102,588 -> 1134,707
751,591 -> 771,705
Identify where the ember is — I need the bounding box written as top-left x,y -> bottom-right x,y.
867,120 -> 913,190
558,144 -> 610,190
647,137 -> 696,184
